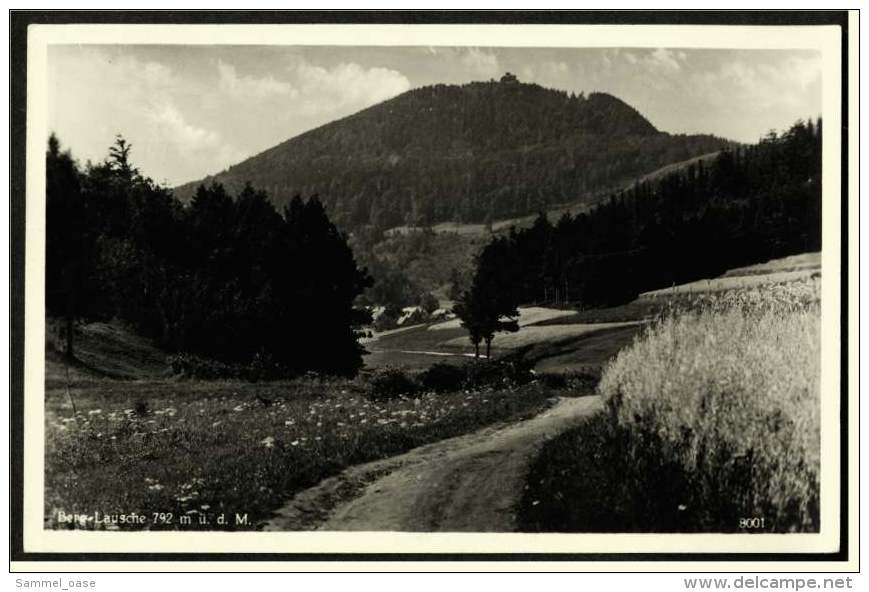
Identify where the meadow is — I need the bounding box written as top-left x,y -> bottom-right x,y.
364,305 -> 645,372
520,276 -> 821,533
45,369 -> 556,530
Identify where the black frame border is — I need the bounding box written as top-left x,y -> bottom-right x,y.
8,9 -> 853,567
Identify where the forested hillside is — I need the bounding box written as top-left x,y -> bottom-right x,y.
174,75 -> 733,230
463,118 -> 822,311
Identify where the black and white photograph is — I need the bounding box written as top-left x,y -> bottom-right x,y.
9,11 -> 857,568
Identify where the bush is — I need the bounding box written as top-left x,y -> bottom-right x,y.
373,304 -> 402,332
418,363 -> 466,392
537,373 -> 567,389
416,359 -> 536,393
417,292 -> 439,314
463,358 -> 535,390
367,367 -> 419,401
169,353 -> 240,380
561,368 -> 601,392
132,399 -> 150,417
168,352 -> 292,381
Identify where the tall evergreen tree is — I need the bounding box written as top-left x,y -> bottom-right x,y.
45,134 -> 107,358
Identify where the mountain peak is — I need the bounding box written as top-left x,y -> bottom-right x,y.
174,79 -> 728,230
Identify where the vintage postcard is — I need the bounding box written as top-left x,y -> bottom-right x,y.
9,10 -> 859,571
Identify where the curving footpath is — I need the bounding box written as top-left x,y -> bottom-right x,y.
263,395 -> 602,532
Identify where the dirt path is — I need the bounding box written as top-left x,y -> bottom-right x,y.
263,395 -> 602,532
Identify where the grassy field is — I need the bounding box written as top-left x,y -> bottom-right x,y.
364,305 -> 641,373
46,321 -> 168,384
45,374 -> 557,530
520,275 -> 820,533
441,321 -> 643,350
724,252 -> 821,278
640,252 -> 820,298
429,306 -> 576,331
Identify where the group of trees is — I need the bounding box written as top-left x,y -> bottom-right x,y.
46,135 -> 372,376
455,118 -> 822,352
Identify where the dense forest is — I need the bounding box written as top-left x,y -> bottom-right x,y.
464,118 -> 822,311
46,135 -> 372,377
174,75 -> 732,230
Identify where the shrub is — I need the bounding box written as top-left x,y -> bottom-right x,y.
417,292 -> 440,314
561,368 -> 601,392
168,353 -> 239,379
168,352 -> 293,381
367,367 -> 419,401
526,369 -> 599,394
418,362 -> 466,392
132,399 -> 150,417
463,358 -> 535,390
373,304 -> 402,332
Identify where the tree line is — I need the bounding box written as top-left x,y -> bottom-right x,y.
455,118 -> 822,351
46,135 -> 372,377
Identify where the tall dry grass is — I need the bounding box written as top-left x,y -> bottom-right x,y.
598,277 -> 820,531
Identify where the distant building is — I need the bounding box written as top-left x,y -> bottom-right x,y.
500,72 -> 519,84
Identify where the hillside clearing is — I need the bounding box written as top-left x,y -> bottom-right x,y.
639,268 -> 818,297
442,321 -> 644,350
428,306 -> 576,331
723,252 -> 821,277
46,321 -> 169,384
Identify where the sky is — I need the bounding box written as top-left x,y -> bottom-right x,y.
47,45 -> 822,187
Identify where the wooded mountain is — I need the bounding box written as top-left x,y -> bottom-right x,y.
174,75 -> 734,230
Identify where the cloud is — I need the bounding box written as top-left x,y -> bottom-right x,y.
695,54 -> 822,111
48,48 -> 412,185
615,48 -> 685,75
648,48 -> 687,72
460,48 -> 500,78
291,61 -> 411,116
147,102 -> 240,161
140,102 -> 244,184
519,61 -> 570,87
217,59 -> 297,100
541,61 -> 569,78
48,47 -> 243,185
